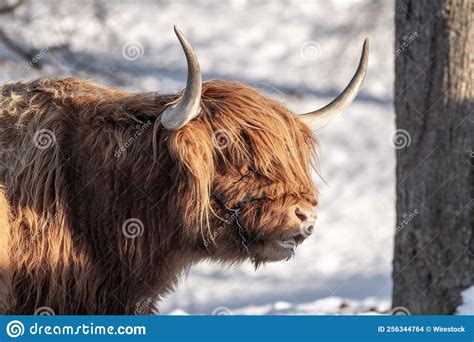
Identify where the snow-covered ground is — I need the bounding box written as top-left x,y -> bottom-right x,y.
457,286 -> 474,315
0,0 -> 396,314
169,297 -> 392,316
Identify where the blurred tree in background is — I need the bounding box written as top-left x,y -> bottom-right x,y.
393,0 -> 473,314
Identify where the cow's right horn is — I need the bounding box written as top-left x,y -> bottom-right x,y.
299,39 -> 369,131
161,26 -> 202,130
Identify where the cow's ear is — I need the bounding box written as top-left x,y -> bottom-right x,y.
168,124 -> 214,179
167,124 -> 214,219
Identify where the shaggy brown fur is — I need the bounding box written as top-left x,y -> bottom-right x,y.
0,77 -> 318,314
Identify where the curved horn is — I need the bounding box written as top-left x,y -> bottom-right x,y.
161,26 -> 202,130
300,38 -> 369,130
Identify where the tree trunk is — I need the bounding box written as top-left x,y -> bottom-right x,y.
393,0 -> 473,314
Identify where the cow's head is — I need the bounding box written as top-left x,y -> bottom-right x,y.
163,26 -> 368,265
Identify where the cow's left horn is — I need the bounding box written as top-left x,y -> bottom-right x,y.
161,26 -> 202,130
300,38 -> 369,130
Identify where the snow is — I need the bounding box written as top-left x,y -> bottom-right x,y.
457,286 -> 474,315
0,0 -> 396,314
167,297 -> 391,315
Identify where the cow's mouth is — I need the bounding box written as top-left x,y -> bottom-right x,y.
277,232 -> 307,249
277,238 -> 296,249
248,230 -> 311,263
269,238 -> 296,261
251,237 -> 300,263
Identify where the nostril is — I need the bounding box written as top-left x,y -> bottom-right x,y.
293,233 -> 306,243
295,207 -> 308,223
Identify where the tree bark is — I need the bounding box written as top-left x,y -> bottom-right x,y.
393,0 -> 473,314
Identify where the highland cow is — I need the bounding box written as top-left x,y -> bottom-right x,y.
0,27 -> 368,314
